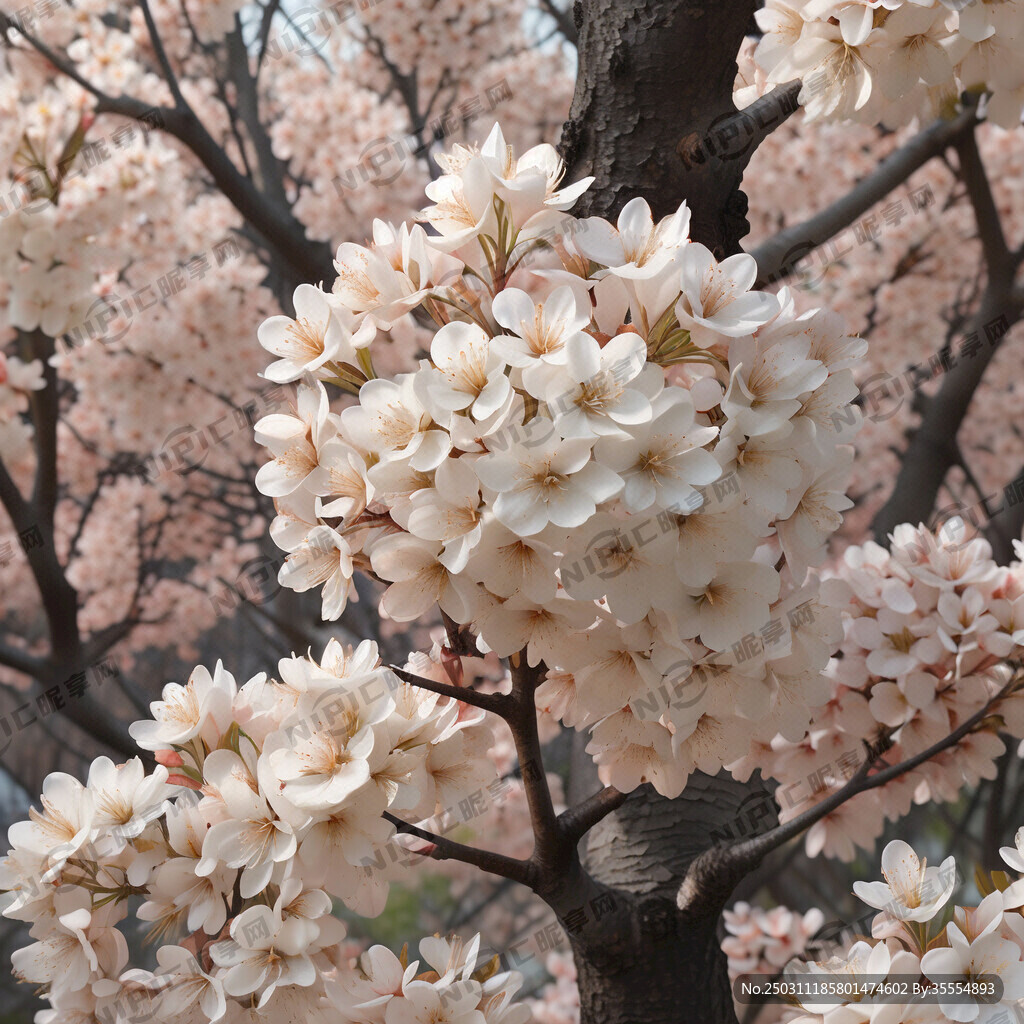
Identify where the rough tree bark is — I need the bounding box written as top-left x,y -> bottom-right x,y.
554,4 -> 783,1022
556,776 -> 777,1024
561,0 -> 760,252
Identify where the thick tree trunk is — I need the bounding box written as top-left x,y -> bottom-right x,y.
561,0 -> 759,252
571,917 -> 731,1024
555,4 -> 776,1022
549,776 -> 776,1024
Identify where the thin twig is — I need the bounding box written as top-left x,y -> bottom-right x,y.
388,665 -> 509,714
383,812 -> 532,884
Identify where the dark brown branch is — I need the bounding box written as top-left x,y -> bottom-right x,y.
388,665 -> 509,714
872,123 -> 1024,539
870,286 -> 1024,540
558,785 -> 627,843
0,453 -> 28,525
0,642 -> 46,678
982,748 -> 1011,870
955,127 -> 1010,270
122,104 -> 331,288
709,79 -> 802,159
23,332 -> 58,527
0,456 -> 78,666
507,657 -> 564,874
752,102 -> 979,286
256,0 -> 284,73
985,463 -> 1024,564
31,663 -> 138,757
80,619 -> 137,668
138,0 -> 189,110
539,0 -> 579,44
440,608 -> 477,657
362,29 -> 442,180
226,20 -> 289,210
235,588 -> 328,654
383,811 -> 532,884
687,675 -> 1017,902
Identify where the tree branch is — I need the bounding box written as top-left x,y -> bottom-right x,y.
383,811 -> 532,884
1,12 -> 333,289
440,608 -> 478,657
226,19 -> 289,210
256,0 -> 284,74
705,79 -> 802,160
0,456 -> 28,526
684,675 -> 1018,904
0,457 -> 79,664
954,126 -> 1010,271
80,619 -> 137,668
752,102 -> 979,287
985,462 -> 1024,564
872,124 -> 1023,539
388,665 -> 509,714
137,0 -> 189,110
507,657 -> 564,873
557,785 -> 627,844
0,642 -> 46,678
24,331 -> 59,527
538,0 -> 579,45
871,291 -> 1024,540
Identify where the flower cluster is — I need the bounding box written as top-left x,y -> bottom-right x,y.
734,526 -> 1024,860
332,935 -> 531,1024
1,639 -> 530,1023
723,902 -> 827,977
183,0 -> 251,43
747,0 -> 1024,127
783,836 -> 1024,1023
0,41 -> 287,667
0,351 -> 44,460
526,952 -> 579,1024
255,122 -> 860,798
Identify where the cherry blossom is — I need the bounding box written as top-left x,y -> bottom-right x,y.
2,632 -> 519,1020
853,839 -> 958,922
772,835 -> 1024,1023
749,0 -> 1024,127
675,244 -> 780,349
259,283 -> 374,384
239,123 -> 865,804
575,197 -> 691,279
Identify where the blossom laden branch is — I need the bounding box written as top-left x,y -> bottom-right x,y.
690,674 -> 1020,904
0,10 -> 333,289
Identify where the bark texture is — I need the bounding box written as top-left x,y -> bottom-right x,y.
563,777 -> 776,1024
561,0 -> 759,253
